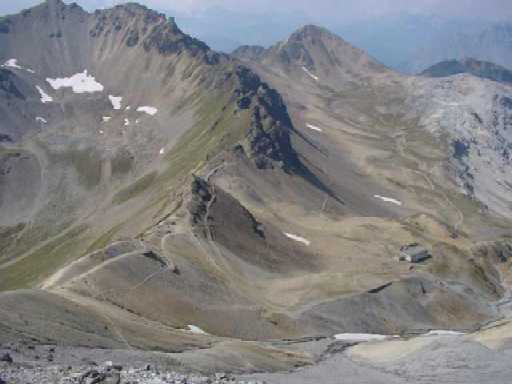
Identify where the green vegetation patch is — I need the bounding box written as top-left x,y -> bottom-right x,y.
160,90 -> 250,184
112,171 -> 157,205
85,223 -> 124,254
111,87 -> 250,206
0,224 -> 88,291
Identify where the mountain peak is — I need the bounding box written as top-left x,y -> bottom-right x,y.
250,23 -> 388,82
44,0 -> 65,5
290,24 -> 335,40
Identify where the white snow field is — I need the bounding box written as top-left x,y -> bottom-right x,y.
47,70 -> 104,93
137,106 -> 158,115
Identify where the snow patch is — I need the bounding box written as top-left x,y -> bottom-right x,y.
2,58 -> 35,73
46,70 -> 104,94
374,195 -> 402,206
187,325 -> 207,335
284,232 -> 311,246
3,58 -> 22,69
137,106 -> 158,116
99,129 -> 104,134
36,86 -> 53,103
334,333 -> 391,342
306,123 -> 323,132
302,66 -> 319,81
35,117 -> 47,124
423,330 -> 465,337
124,118 -> 130,126
108,95 -> 122,110
159,148 -> 165,155
102,116 -> 111,123
125,106 -> 131,110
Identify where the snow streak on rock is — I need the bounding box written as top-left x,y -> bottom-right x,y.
306,123 -> 323,132
374,194 -> 402,206
334,333 -> 391,342
187,325 -> 207,335
108,95 -> 122,110
3,58 -> 22,69
302,66 -> 319,81
36,86 -> 53,103
137,106 -> 158,115
284,232 -> 311,246
423,330 -> 465,337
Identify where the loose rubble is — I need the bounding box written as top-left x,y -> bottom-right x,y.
0,362 -> 266,384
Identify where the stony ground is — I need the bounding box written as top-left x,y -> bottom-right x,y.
0,341 -> 268,384
3,316 -> 512,384
0,359 -> 265,384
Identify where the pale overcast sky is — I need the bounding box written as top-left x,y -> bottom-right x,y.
1,0 -> 512,21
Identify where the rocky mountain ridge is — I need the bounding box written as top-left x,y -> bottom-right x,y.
1,2 -> 512,382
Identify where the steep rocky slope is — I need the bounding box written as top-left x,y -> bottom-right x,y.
407,74 -> 512,216
1,3 -> 512,376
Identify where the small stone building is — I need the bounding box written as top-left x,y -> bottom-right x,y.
398,243 -> 431,263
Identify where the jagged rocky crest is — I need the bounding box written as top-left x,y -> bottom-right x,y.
90,3 -> 221,64
188,175 -> 212,230
234,66 -> 299,171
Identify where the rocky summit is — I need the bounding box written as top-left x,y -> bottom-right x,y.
1,1 -> 512,383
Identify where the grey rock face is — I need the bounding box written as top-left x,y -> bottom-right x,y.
408,74 -> 512,216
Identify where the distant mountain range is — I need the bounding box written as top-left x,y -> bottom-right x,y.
421,58 -> 512,83
166,9 -> 512,74
395,22 -> 512,73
